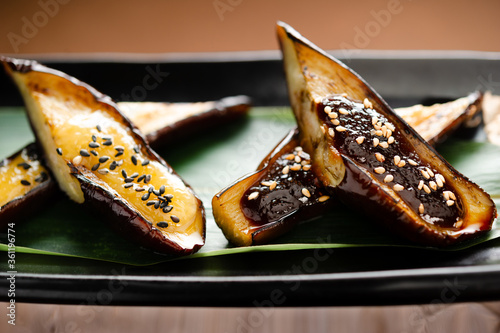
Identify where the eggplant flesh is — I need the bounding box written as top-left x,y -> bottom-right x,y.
2,57 -> 206,255
276,22 -> 495,246
0,93 -> 250,230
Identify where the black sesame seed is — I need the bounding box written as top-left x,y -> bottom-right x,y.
130,172 -> 139,178
34,175 -> 43,183
133,146 -> 140,153
89,142 -> 100,148
123,183 -> 133,188
153,190 -> 161,196
165,194 -> 174,200
137,175 -> 145,182
159,185 -> 165,195
163,205 -> 173,213
109,161 -> 118,170
157,195 -> 166,201
96,125 -> 102,132
154,201 -> 160,209
40,171 -> 48,180
157,222 -> 168,228
91,135 -> 97,142
102,136 -> 112,141
116,159 -> 123,166
80,149 -> 90,157
98,168 -> 109,175
121,170 -> 128,178
91,163 -> 100,171
115,151 -> 123,158
103,140 -> 113,146
135,187 -> 145,192
160,201 -> 168,208
99,156 -> 110,163
114,146 -> 124,151
145,175 -> 151,183
90,150 -> 99,156
141,193 -> 150,201
170,215 -> 180,223
20,180 -> 31,186
142,160 -> 150,166
124,177 -> 134,183
131,155 -> 138,165
146,200 -> 156,206
56,148 -> 63,156
18,162 -> 31,170
148,186 -> 154,193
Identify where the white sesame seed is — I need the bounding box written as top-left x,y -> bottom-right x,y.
324,106 -> 332,113
328,128 -> 335,137
332,119 -> 340,126
436,177 -> 444,188
429,181 -> 437,191
303,165 -> 311,171
314,97 -> 322,104
398,160 -> 406,168
301,160 -> 309,165
318,195 -> 330,202
418,180 -> 424,190
373,138 -> 379,147
363,98 -> 373,109
375,130 -> 383,136
248,192 -> 259,200
372,117 -> 378,125
356,136 -> 365,144
443,191 -> 451,200
329,112 -> 338,119
449,192 -> 456,200
437,174 -> 445,184
290,163 -> 302,171
446,200 -> 455,206
394,155 -> 401,165
379,142 -> 389,148
426,167 -> 435,178
375,152 -> 385,162
384,174 -> 394,183
320,126 -> 326,134
373,124 -> 382,131
339,108 -> 349,115
72,155 -> 82,166
419,203 -> 425,214
285,154 -> 295,160
295,155 -> 301,163
374,167 -> 386,174
302,188 -> 311,198
408,159 -> 418,166
393,184 -> 404,191
295,146 -> 303,152
421,169 -> 430,179
385,123 -> 395,131
269,181 -> 277,191
423,184 -> 431,194
455,220 -> 463,228
336,126 -> 347,132
261,181 -> 273,186
282,166 -> 290,175
388,136 -> 395,144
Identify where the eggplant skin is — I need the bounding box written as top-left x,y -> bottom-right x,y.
0,143 -> 57,229
2,56 -> 206,255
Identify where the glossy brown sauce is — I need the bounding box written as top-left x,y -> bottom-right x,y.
318,95 -> 462,229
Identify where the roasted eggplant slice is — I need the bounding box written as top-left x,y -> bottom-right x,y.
2,57 -> 206,255
213,93 -> 484,246
0,96 -> 250,230
275,22 -> 495,246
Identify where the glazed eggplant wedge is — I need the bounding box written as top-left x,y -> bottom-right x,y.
0,95 -> 250,230
274,22 -> 495,246
213,92 -> 484,246
2,57 -> 206,255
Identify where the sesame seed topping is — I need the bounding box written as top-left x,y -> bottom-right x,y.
429,181 -> 437,191
364,98 -> 373,109
303,165 -> 311,171
446,200 -> 455,206
421,169 -> 430,179
159,185 -> 165,194
426,168 -> 435,178
419,203 -> 424,214
80,149 -> 90,157
131,155 -> 138,165
96,125 -> 102,132
374,167 -> 386,174
137,175 -> 145,182
320,126 -> 326,134
109,161 -> 118,170
56,148 -> 63,156
408,159 -> 418,166
324,106 -> 332,113
146,200 -> 156,206
318,195 -> 330,202
379,142 -> 389,148
115,146 -> 124,152
332,119 -> 340,126
98,168 -> 109,175
282,166 -> 290,175
372,117 -> 378,125
17,162 -> 31,170
436,177 -> 444,188
154,201 -> 160,209
285,154 -> 295,160
385,123 -> 395,131
89,142 -> 100,148
302,188 -> 311,198
163,205 -> 173,213
383,174 -> 394,183
375,153 -> 385,162
157,222 -> 168,228
124,177 -> 134,183
142,160 -> 150,166
394,155 -> 401,165
373,138 -> 379,147
123,183 -> 133,188
148,186 -> 154,193
375,130 -> 383,137
121,169 -> 128,178
436,174 -> 445,184
328,127 -> 335,137
103,140 -> 113,146
455,220 -> 463,228
91,150 -> 98,156
295,146 -> 303,152
387,136 -> 395,144
115,151 -> 123,158
130,172 -> 139,179
294,155 -> 301,163
248,192 -> 259,200
261,181 -> 273,187
290,163 -> 302,171
449,192 -> 456,200
423,184 -> 431,194
91,135 -> 97,142
91,163 -> 100,171
20,179 -> 31,186
142,193 -> 151,201
269,181 -> 277,190
99,156 -> 110,163
145,175 -> 152,183
171,216 -> 180,223
72,155 -> 82,165
339,108 -> 349,115
165,194 -> 174,200
418,180 -> 424,190
356,136 -> 365,144
393,184 -> 404,192
135,187 -> 145,192
329,112 -> 338,119
397,160 -> 406,168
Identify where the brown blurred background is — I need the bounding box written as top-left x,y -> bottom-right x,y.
1,0 -> 499,55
